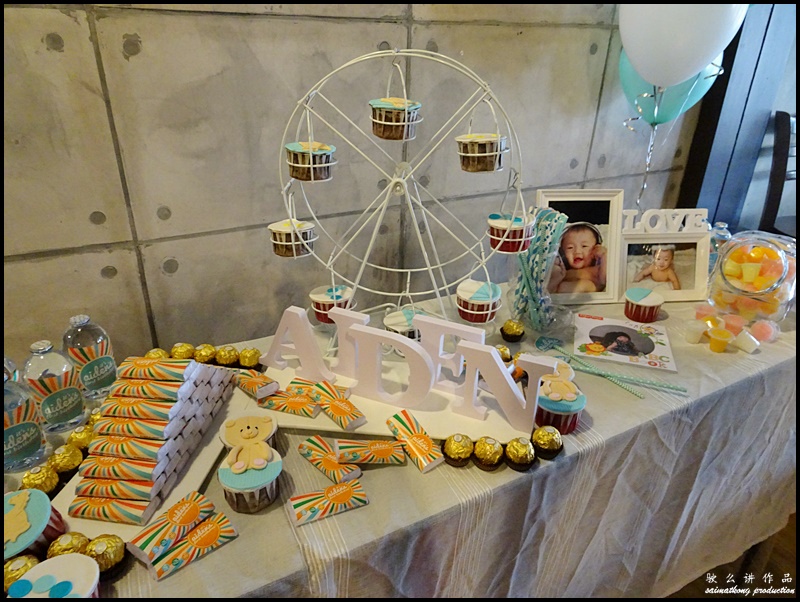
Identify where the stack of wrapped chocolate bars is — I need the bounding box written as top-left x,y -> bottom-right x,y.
67,357 -> 236,525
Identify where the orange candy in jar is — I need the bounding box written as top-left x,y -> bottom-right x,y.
708,231 -> 796,325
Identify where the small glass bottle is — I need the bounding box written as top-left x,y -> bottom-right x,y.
708,221 -> 732,278
62,314 -> 117,404
22,340 -> 88,433
4,357 -> 49,471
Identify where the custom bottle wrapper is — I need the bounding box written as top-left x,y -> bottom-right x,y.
93,416 -> 172,441
258,390 -> 320,418
150,512 -> 238,581
108,378 -> 186,401
78,455 -> 166,482
74,477 -> 160,502
101,397 -> 181,422
88,434 -> 177,462
126,490 -> 215,564
314,381 -> 366,431
236,371 -> 280,400
334,439 -> 406,465
298,435 -> 361,483
386,410 -> 444,474
117,357 -> 194,382
68,496 -> 158,526
289,479 -> 369,526
286,377 -> 350,399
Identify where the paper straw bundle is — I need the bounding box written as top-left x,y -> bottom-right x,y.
510,207 -> 569,332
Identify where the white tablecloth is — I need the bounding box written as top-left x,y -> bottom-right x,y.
102,300 -> 795,598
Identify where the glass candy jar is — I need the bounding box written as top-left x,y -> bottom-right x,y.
708,230 -> 796,325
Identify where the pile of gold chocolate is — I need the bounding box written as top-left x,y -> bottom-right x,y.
440,431 -> 542,473
144,342 -> 264,371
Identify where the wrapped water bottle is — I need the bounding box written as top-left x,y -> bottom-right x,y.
708,221 -> 732,278
4,357 -> 49,471
62,314 -> 117,403
22,340 -> 88,434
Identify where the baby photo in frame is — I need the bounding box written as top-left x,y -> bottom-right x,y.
536,188 -> 624,305
622,231 -> 710,302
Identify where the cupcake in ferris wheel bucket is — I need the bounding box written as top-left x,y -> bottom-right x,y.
309,285 -> 354,324
486,212 -> 535,254
284,141 -> 337,182
456,133 -> 509,173
368,97 -> 423,141
383,308 -> 426,340
268,219 -> 318,258
456,279 -> 502,323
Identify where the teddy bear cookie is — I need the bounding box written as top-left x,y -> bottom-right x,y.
217,415 -> 282,513
535,360 -> 587,435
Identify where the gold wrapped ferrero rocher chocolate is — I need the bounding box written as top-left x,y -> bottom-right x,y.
215,344 -> 239,366
238,347 -> 262,369
531,425 -> 563,461
144,347 -> 170,359
494,344 -> 512,363
442,433 -> 473,467
84,534 -> 126,573
48,443 -> 83,474
504,436 -> 536,471
4,555 -> 39,594
87,406 -> 103,428
47,532 -> 90,558
67,425 -> 94,454
194,343 -> 217,364
472,436 -> 503,471
501,318 -> 525,342
170,342 -> 196,360
21,464 -> 59,496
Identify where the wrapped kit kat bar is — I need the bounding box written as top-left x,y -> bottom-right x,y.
298,435 -> 361,483
74,477 -> 163,502
78,455 -> 166,482
334,438 -> 406,465
150,512 -> 238,581
258,390 -> 320,417
386,409 -> 444,474
314,381 -> 366,431
237,370 -> 280,400
117,357 -> 195,382
286,377 -> 350,399
126,490 -> 215,564
289,479 -> 369,526
93,416 -> 172,440
108,378 -> 187,401
88,434 -> 178,462
68,495 -> 160,525
101,396 -> 182,422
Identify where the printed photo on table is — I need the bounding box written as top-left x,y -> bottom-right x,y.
536,189 -> 624,304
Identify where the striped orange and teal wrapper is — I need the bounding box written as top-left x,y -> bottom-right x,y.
317,395 -> 366,431
101,397 -> 181,422
68,495 -> 158,525
117,357 -> 193,382
66,338 -> 113,367
78,455 -> 162,481
286,377 -> 350,400
25,369 -> 82,404
386,410 -> 444,474
289,479 -> 369,526
151,512 -> 238,581
258,390 -> 319,417
88,434 -> 176,462
3,393 -> 45,428
334,439 -> 406,465
108,378 -> 185,401
127,490 -> 215,564
93,416 -> 171,440
74,477 -> 159,501
237,372 -> 279,400
298,435 -> 361,483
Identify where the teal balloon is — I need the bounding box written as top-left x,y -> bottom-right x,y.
619,48 -> 723,125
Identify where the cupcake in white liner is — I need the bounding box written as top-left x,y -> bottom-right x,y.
456,133 -> 509,172
268,219 -> 318,258
623,287 -> 664,323
284,141 -> 336,181
486,212 -> 534,254
6,553 -> 100,599
368,97 -> 422,141
217,451 -> 283,514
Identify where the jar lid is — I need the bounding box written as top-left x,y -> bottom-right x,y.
29,340 -> 53,353
69,315 -> 90,327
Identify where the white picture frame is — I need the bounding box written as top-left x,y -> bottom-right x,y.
536,188 -> 624,305
621,231 -> 710,302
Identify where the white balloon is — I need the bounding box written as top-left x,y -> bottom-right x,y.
620,4 -> 748,88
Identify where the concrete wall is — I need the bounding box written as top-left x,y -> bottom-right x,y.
4,4 -> 699,364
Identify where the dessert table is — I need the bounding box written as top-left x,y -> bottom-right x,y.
50,300 -> 800,597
